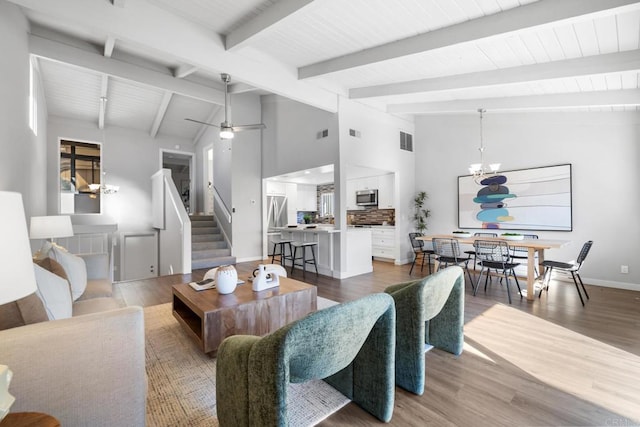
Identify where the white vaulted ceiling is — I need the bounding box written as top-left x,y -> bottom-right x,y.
9,0 -> 640,142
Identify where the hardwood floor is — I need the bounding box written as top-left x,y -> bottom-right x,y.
115,260 -> 640,426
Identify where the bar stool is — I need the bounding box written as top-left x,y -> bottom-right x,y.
290,241 -> 319,276
269,236 -> 293,266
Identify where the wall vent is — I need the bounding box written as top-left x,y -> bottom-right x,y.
400,131 -> 413,152
316,129 -> 329,139
349,128 -> 361,138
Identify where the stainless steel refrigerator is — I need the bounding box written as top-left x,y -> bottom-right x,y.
267,195 -> 288,231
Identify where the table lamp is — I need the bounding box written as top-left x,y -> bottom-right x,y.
0,191 -> 39,420
29,215 -> 73,259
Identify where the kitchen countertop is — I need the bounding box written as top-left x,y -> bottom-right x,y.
274,225 -> 341,233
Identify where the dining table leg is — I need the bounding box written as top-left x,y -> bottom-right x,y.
526,247 -> 536,301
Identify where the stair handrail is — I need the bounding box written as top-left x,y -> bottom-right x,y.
213,185 -> 232,224
151,169 -> 191,274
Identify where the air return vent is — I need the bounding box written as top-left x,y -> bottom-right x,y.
316,129 -> 329,139
400,131 -> 413,152
349,128 -> 361,138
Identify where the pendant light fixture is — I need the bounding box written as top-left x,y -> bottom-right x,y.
469,108 -> 500,184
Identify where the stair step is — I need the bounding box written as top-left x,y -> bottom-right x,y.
192,241 -> 227,251
192,234 -> 223,243
192,256 -> 237,270
192,226 -> 219,235
190,215 -> 214,222
192,220 -> 217,228
192,248 -> 232,260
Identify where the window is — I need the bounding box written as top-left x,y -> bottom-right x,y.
400,131 -> 413,152
320,192 -> 334,217
60,140 -> 102,214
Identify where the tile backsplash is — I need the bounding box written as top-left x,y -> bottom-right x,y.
348,208 -> 395,225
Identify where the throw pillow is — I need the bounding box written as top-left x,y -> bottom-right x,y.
0,293 -> 48,331
33,264 -> 73,320
34,257 -> 69,281
50,245 -> 87,301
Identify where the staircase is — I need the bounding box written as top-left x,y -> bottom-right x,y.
190,215 -> 235,270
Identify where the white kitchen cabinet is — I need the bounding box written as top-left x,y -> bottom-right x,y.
297,184 -> 317,211
266,181 -> 286,195
371,226 -> 395,261
285,183 -> 298,224
377,173 -> 395,209
346,179 -> 361,210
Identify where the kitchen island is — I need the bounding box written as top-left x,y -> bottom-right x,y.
273,225 -> 340,277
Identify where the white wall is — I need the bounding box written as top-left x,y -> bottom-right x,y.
415,111 -> 640,290
338,98 -> 416,268
0,2 -> 47,219
196,92 -> 263,261
261,94 -> 339,179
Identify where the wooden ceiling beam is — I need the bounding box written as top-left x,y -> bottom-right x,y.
299,0 -> 640,79
351,49 -> 640,99
387,89 -> 640,114
225,0 -> 313,51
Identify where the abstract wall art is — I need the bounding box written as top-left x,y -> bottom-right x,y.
458,164 -> 572,231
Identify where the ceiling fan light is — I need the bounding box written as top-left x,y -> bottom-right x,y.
220,128 -> 234,139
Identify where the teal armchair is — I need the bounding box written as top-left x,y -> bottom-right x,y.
385,266 -> 464,395
216,293 -> 396,426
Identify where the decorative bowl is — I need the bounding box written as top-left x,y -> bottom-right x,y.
501,234 -> 524,241
452,232 -> 472,238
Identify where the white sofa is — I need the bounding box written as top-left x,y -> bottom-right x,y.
0,306 -> 147,426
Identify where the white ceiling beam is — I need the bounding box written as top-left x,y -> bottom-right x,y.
299,0 -> 640,79
228,82 -> 257,94
150,91 -> 173,138
387,89 -> 640,114
30,34 -> 226,106
173,64 -> 198,79
98,74 -> 108,129
225,0 -> 313,51
351,49 -> 640,99
9,0 -> 337,112
104,35 -> 116,58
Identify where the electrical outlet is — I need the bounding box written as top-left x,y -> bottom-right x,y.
621,265 -> 629,274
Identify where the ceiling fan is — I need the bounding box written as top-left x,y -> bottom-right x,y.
185,73 -> 265,139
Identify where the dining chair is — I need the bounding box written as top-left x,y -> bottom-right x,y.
473,240 -> 522,304
538,240 -> 593,306
431,238 -> 474,290
408,232 -> 434,275
464,232 -> 498,270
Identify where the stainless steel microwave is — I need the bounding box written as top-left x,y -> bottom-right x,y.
356,189 -> 378,206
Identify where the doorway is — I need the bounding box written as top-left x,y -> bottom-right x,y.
161,149 -> 194,214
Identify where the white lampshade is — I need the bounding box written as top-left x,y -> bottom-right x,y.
0,192 -> 38,305
29,215 -> 74,240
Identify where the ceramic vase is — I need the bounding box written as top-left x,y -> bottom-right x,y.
0,365 -> 15,421
215,265 -> 237,294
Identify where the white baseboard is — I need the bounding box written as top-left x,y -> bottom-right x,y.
580,277 -> 640,292
236,255 -> 264,263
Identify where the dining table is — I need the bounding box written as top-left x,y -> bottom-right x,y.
417,234 -> 570,301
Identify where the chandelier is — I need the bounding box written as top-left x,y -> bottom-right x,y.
468,108 -> 500,184
88,183 -> 119,194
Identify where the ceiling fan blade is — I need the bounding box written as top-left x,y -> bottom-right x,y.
184,118 -> 220,128
231,123 -> 266,132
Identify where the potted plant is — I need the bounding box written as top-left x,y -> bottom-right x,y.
303,214 -> 312,224
413,191 -> 431,233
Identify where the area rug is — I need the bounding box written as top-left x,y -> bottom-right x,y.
144,298 -> 349,427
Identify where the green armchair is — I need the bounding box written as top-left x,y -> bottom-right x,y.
385,266 -> 464,395
216,293 -> 396,426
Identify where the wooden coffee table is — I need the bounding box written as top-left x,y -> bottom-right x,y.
172,276 -> 317,355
